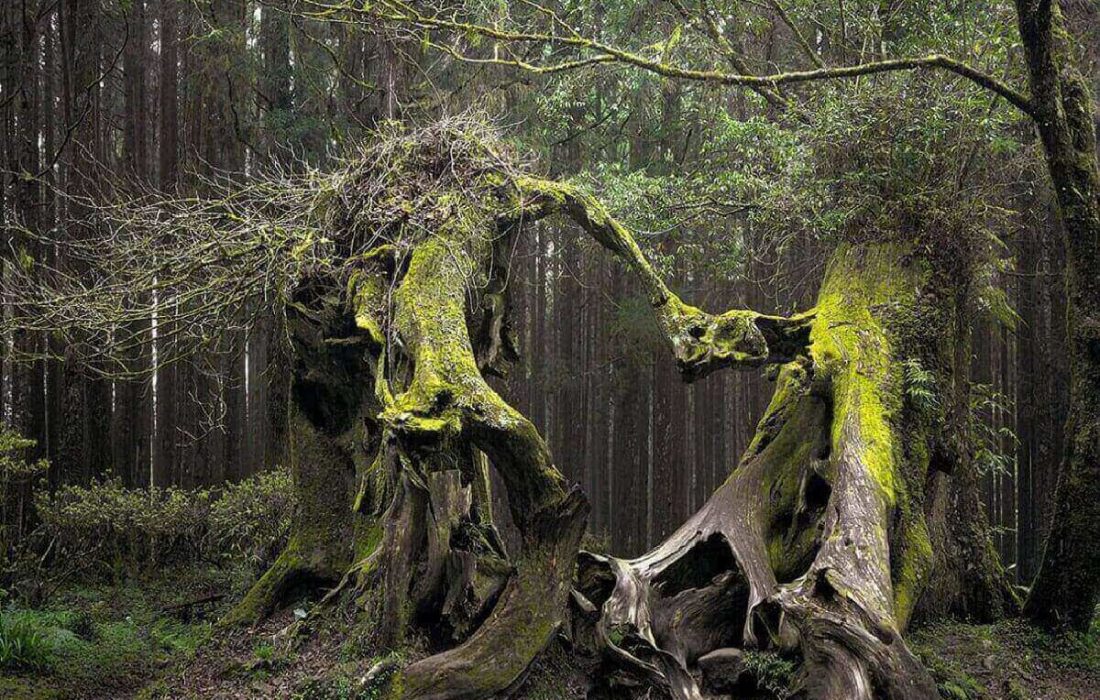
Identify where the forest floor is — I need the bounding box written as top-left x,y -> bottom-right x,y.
1,568 -> 1099,699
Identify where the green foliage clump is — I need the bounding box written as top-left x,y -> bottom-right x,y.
32,468 -> 294,580
969,383 -> 1018,477
0,612 -> 54,672
0,427 -> 49,552
903,357 -> 940,415
208,468 -> 296,572
0,428 -> 48,486
0,575 -> 219,698
741,650 -> 797,699
291,673 -> 383,700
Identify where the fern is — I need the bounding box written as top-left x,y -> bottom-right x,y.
903,358 -> 939,414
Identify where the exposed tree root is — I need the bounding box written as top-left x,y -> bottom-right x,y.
398,488 -> 588,699
573,245 -> 950,700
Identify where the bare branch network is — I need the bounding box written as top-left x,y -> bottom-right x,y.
1,117 -> 527,378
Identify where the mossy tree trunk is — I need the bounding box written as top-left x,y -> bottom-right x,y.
918,282 -> 1016,624
224,187 -> 591,698
1015,0 -> 1100,632
511,180 -> 998,698
573,240 -> 985,700
221,273 -> 377,626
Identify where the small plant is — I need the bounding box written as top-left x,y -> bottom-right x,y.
970,383 -> 1018,477
253,641 -> 276,662
0,428 -> 48,485
741,650 -> 796,699
903,357 -> 939,414
0,426 -> 49,561
0,613 -> 54,672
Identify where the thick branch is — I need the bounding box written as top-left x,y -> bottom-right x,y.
508,176 -> 812,380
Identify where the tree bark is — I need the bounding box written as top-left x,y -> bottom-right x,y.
223,164 -> 590,700
573,240 -> 971,700
218,146 -> 1002,700
1015,0 -> 1100,632
58,0 -> 112,484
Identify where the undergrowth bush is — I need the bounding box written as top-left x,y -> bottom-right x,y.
741,650 -> 796,699
31,469 -> 294,581
208,469 -> 296,572
0,612 -> 54,671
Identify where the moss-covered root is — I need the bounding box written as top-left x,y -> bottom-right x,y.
220,539 -> 329,627
393,489 -> 588,700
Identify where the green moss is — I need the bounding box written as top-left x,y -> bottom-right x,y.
0,574 -> 221,699
0,677 -> 63,699
893,516 -> 934,625
353,519 -> 384,563
744,358 -> 831,577
347,271 -> 387,350
809,243 -> 926,502
221,543 -> 302,626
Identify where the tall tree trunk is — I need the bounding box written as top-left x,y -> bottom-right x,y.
58,0 -> 111,484
115,0 -> 151,486
154,0 -> 178,487
1016,0 -> 1100,632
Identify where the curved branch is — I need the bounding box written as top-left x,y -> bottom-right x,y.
506,177 -> 813,381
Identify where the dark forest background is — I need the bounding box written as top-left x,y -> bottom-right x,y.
2,0 -> 1094,580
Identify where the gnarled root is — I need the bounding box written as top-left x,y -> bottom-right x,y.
221,538 -> 346,627
575,245 -> 945,700
399,488 -> 588,699
576,373 -> 937,699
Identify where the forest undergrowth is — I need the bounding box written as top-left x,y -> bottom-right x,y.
1,547 -> 1098,699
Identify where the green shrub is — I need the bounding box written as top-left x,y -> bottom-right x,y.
0,613 -> 54,672
0,426 -> 49,558
31,468 -> 294,580
741,650 -> 797,699
208,469 -> 295,574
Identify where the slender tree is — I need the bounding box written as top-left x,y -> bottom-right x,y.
1013,0 -> 1100,632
